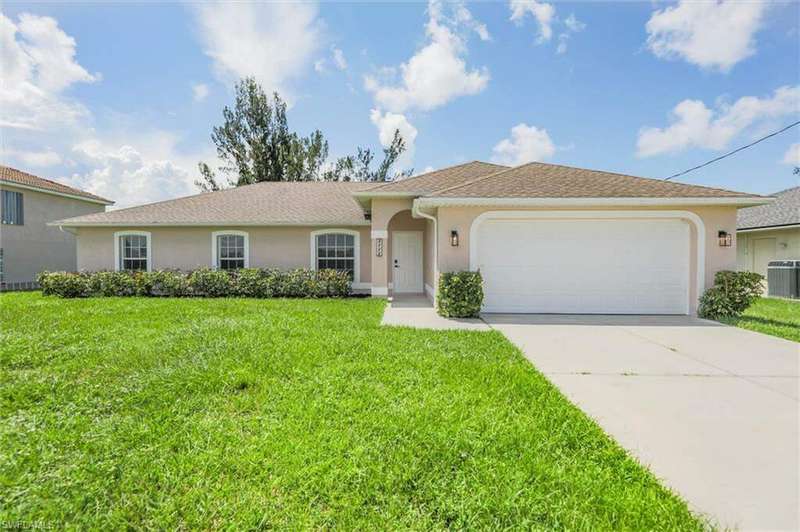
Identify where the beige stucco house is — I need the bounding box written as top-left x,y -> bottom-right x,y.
1,166 -> 113,289
736,186 -> 800,278
53,161 -> 769,315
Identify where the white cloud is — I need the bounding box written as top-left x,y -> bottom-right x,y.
332,47 -> 347,71
314,59 -> 326,73
646,0 -> 767,72
564,13 -> 586,33
509,0 -> 555,43
782,143 -> 800,165
364,0 -> 489,113
370,109 -> 418,170
637,86 -> 800,157
190,2 -> 321,98
192,83 -> 209,102
5,148 -> 62,167
0,12 -> 99,131
491,123 -> 555,166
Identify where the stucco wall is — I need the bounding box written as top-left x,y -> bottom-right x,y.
434,204 -> 739,314
75,225 -> 372,285
0,184 -> 107,284
737,227 -> 800,273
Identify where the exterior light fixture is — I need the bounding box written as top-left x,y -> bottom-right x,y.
718,230 -> 732,247
376,238 -> 384,257
450,230 -> 459,247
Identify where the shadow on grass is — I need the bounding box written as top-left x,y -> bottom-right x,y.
728,315 -> 800,330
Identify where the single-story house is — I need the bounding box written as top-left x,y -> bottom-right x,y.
53,161 -> 770,315
1,165 -> 113,290
736,186 -> 800,278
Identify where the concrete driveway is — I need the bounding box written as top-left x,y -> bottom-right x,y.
483,314 -> 799,531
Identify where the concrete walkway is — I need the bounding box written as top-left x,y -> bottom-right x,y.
380,294 -> 489,330
484,314 -> 799,531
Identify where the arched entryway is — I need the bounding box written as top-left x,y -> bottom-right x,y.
387,209 -> 427,294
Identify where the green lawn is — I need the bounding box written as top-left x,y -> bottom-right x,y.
721,297 -> 800,342
1,293 -> 704,529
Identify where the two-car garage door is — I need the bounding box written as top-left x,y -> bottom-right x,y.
474,216 -> 691,314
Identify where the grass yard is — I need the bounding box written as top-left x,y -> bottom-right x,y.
1,293 -> 704,529
721,297 -> 800,343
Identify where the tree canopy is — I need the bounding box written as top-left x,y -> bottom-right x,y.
197,78 -> 410,191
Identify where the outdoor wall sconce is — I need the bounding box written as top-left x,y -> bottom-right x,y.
376,238 -> 384,257
718,230 -> 732,247
450,230 -> 459,247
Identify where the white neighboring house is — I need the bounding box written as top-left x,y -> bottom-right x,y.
0,166 -> 113,290
737,186 -> 800,280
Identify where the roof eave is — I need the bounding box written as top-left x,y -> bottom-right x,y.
49,220 -> 371,228
415,196 -> 773,208
737,222 -> 800,232
0,179 -> 114,205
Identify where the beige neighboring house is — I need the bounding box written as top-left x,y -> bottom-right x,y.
736,186 -> 800,279
0,166 -> 113,290
53,161 -> 770,315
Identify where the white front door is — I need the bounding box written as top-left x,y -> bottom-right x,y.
392,231 -> 423,293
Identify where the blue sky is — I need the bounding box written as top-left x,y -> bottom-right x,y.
2,1 -> 798,207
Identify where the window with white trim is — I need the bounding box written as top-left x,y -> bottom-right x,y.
315,232 -> 355,279
119,234 -> 149,271
216,234 -> 246,270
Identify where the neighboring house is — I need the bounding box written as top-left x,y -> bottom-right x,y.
736,186 -> 800,278
53,161 -> 769,315
0,166 -> 113,289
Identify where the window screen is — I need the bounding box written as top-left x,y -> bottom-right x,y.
316,233 -> 355,279
1,190 -> 23,225
119,234 -> 148,271
217,234 -> 245,270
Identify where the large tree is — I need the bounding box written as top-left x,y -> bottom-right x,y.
197,78 -> 410,190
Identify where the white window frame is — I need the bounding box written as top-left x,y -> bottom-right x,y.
310,229 -> 361,286
114,231 -> 152,272
211,230 -> 250,270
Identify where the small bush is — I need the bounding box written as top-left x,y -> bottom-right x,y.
89,271 -> 137,297
37,271 -> 91,298
437,271 -> 484,318
136,270 -> 191,297
188,268 -> 233,297
38,268 -> 352,299
698,270 -> 763,320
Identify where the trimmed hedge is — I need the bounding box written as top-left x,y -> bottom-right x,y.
38,268 -> 352,299
437,271 -> 484,318
698,270 -> 764,320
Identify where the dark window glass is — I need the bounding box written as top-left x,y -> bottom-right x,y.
217,234 -> 245,270
1,190 -> 23,225
315,233 -> 355,279
119,234 -> 148,271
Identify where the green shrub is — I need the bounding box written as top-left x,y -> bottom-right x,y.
89,271 -> 137,297
37,271 -> 91,298
188,268 -> 232,297
698,270 -> 764,320
437,271 -> 484,318
232,268 -> 276,298
38,268 -> 352,299
136,270 -> 191,297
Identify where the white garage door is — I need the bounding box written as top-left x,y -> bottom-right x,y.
474,217 -> 690,314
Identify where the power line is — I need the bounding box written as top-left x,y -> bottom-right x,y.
663,120 -> 800,181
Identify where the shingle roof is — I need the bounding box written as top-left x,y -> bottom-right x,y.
56,181 -> 372,226
363,161 -> 508,195
0,165 -> 113,204
737,186 -> 800,229
429,162 -> 760,198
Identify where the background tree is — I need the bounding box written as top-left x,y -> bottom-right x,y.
198,77 -> 410,190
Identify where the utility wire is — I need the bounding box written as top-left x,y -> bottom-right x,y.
663,120 -> 800,181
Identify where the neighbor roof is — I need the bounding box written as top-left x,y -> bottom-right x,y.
55,181 -> 373,226
0,165 -> 113,205
429,162 -> 762,199
360,161 -> 508,195
737,186 -> 800,230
